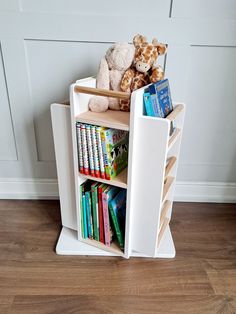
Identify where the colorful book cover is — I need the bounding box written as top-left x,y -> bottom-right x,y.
82,194 -> 88,238
98,183 -> 106,244
85,191 -> 93,239
86,124 -> 95,177
148,84 -> 162,117
76,123 -> 84,174
102,186 -> 120,246
143,92 -> 155,117
91,182 -> 99,241
91,125 -> 100,178
81,124 -> 89,175
154,79 -> 173,117
96,127 -> 106,179
109,189 -> 127,247
101,129 -> 129,180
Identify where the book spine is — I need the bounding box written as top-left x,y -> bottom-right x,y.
91,125 -> 100,178
82,194 -> 88,238
86,124 -> 95,177
81,124 -> 89,175
150,93 -> 162,117
85,191 -> 93,239
96,127 -> 105,179
80,185 -> 84,238
95,186 -> 99,240
143,92 -> 154,117
109,203 -> 124,249
102,192 -> 110,246
98,186 -> 105,244
101,130 -> 110,180
91,184 -> 99,241
76,123 -> 84,174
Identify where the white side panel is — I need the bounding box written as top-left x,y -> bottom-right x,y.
129,88 -> 170,256
51,103 -> 77,230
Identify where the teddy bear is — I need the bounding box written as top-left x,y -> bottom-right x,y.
119,34 -> 167,111
88,42 -> 135,112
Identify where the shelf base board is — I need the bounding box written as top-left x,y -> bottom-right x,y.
56,226 -> 175,258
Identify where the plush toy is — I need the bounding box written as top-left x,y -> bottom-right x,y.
119,34 -> 167,111
89,42 -> 135,112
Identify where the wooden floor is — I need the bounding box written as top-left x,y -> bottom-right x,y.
0,201 -> 235,314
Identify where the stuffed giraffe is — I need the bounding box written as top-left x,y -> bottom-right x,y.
120,34 -> 167,111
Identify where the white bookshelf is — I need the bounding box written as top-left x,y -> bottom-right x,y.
51,77 -> 185,258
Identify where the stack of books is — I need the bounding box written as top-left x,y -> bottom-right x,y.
76,124 -> 129,180
80,180 -> 126,250
143,79 -> 173,118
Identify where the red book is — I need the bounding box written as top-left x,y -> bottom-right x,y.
98,184 -> 107,244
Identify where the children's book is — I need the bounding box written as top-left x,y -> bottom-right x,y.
82,194 -> 88,238
143,92 -> 155,117
86,124 -> 95,177
79,183 -> 84,238
76,123 -> 84,174
109,189 -> 127,248
85,191 -> 93,239
91,125 -> 100,178
96,127 -> 106,179
91,182 -> 99,241
98,183 -> 106,244
148,79 -> 173,118
101,129 -> 129,180
81,124 -> 89,175
102,186 -> 120,246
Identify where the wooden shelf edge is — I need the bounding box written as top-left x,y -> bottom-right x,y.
79,168 -> 128,189
157,217 -> 170,247
81,238 -> 125,257
76,110 -> 130,131
168,128 -> 181,147
166,104 -> 184,122
165,156 -> 177,178
159,200 -> 171,229
74,85 -> 130,99
162,176 -> 174,201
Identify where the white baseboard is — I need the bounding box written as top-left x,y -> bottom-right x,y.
0,178 -> 235,203
0,178 -> 59,200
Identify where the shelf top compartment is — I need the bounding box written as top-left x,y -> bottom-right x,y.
76,110 -> 130,131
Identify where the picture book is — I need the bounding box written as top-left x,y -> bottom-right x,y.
98,183 -> 107,244
102,186 -> 120,246
91,182 -> 99,241
85,191 -> 93,239
155,79 -> 173,117
80,124 -> 89,175
148,84 -> 162,117
86,124 -> 95,177
96,127 -> 106,179
109,189 -> 127,248
76,123 -> 84,174
143,92 -> 155,117
101,128 -> 129,180
91,125 -> 100,178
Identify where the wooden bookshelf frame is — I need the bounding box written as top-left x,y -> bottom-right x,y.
51,76 -> 186,258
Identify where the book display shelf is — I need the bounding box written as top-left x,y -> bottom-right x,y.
51,77 -> 185,258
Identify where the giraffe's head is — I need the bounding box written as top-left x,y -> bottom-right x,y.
133,34 -> 167,73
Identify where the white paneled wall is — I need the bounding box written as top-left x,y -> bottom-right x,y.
0,0 -> 236,201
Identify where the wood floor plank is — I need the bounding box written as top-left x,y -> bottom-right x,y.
10,295 -> 236,314
0,200 -> 236,313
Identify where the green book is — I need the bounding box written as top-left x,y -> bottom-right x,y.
91,182 -> 99,241
80,184 -> 84,238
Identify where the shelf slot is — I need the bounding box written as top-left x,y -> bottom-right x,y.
166,104 -> 184,122
83,238 -> 125,257
76,110 -> 130,131
168,128 -> 181,147
79,167 -> 128,189
162,176 -> 174,201
165,156 -> 177,179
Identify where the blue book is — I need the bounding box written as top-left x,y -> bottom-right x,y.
82,194 -> 88,238
155,79 -> 173,117
143,92 -> 155,116
85,191 -> 93,239
148,84 -> 162,117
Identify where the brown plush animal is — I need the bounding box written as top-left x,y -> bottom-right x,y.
119,34 -> 167,111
